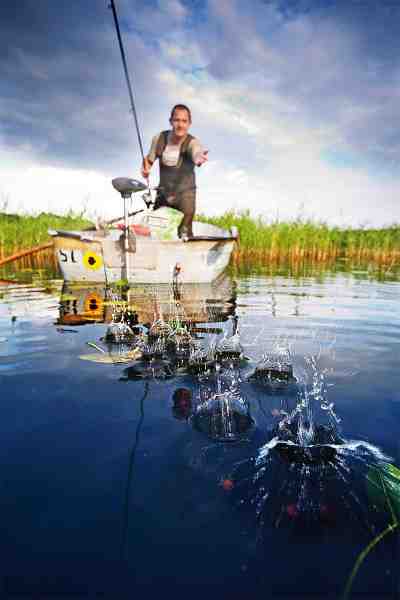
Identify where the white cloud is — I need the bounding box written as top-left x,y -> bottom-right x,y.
0,161 -> 114,220
1,141 -> 399,228
197,156 -> 400,227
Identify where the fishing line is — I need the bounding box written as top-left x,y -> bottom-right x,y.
120,381 -> 149,561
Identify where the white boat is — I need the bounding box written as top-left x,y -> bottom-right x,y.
49,178 -> 238,284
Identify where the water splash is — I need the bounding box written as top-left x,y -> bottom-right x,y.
227,349 -> 396,544
193,360 -> 253,442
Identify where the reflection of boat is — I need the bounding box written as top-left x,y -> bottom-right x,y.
49,180 -> 237,284
57,275 -> 236,327
58,287 -> 106,325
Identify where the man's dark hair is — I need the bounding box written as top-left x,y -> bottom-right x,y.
170,104 -> 192,123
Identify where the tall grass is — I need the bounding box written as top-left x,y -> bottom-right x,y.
198,211 -> 400,266
0,211 -> 93,271
1,210 -> 400,273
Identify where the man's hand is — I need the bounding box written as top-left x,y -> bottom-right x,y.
141,157 -> 152,179
194,149 -> 209,167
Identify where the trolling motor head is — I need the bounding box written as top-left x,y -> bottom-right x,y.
112,177 -> 147,199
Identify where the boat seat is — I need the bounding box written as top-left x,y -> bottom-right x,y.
112,177 -> 147,196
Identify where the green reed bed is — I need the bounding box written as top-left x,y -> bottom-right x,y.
0,211 -> 93,271
0,211 -> 93,256
199,211 -> 400,265
1,210 -> 400,275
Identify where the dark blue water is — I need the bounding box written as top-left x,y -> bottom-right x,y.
0,270 -> 399,599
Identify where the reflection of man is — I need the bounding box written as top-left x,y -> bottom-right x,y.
172,388 -> 192,421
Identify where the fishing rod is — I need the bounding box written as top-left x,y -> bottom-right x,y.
109,0 -> 152,280
109,0 -> 146,164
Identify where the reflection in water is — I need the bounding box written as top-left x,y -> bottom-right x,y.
59,275 -> 237,375
58,275 -> 236,328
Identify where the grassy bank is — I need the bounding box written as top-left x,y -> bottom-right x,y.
200,211 -> 400,265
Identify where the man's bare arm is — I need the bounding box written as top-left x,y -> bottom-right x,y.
141,157 -> 153,178
140,134 -> 160,178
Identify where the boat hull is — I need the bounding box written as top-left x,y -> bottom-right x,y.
51,231 -> 236,284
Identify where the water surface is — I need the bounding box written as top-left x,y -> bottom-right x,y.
0,268 -> 399,599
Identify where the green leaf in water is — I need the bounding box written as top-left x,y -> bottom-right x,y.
366,463 -> 400,519
79,348 -> 141,364
344,463 -> 399,599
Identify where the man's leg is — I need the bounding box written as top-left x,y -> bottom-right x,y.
177,191 -> 195,239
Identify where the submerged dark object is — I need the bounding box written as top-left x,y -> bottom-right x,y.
124,309 -> 139,330
192,391 -> 254,442
104,321 -> 136,343
193,406 -> 254,441
187,352 -> 217,376
272,423 -> 344,465
274,422 -> 343,445
121,359 -> 175,380
215,348 -> 243,363
275,442 -> 338,465
248,355 -> 294,383
215,332 -> 243,363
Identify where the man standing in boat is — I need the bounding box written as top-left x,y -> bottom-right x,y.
141,104 -> 208,239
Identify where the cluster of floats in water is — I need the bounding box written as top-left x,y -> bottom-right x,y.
58,276 -> 299,441
58,276 -> 399,569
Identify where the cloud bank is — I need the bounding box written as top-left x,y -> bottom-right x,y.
1,0 -> 400,226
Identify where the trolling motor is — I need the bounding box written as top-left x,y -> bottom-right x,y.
111,177 -> 152,278
111,176 -> 158,211
111,177 -> 148,201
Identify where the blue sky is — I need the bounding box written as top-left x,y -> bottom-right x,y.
1,0 -> 400,226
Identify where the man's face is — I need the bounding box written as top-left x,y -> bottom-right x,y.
171,109 -> 191,138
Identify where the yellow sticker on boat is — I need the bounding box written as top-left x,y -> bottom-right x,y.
83,251 -> 103,270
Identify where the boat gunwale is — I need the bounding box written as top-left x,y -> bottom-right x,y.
49,229 -> 237,244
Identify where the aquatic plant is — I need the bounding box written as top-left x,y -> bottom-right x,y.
343,463 -> 400,599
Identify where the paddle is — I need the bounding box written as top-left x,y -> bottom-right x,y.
0,242 -> 53,268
